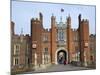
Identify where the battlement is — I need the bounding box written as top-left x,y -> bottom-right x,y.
81,19 -> 89,24
11,21 -> 15,25
25,34 -> 30,37
43,28 -> 51,32
20,34 -> 31,40
72,28 -> 77,31
90,34 -> 96,37
31,18 -> 40,23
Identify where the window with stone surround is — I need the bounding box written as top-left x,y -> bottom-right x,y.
44,47 -> 48,54
13,57 -> 19,66
44,47 -> 49,64
14,44 -> 20,55
43,34 -> 48,42
57,29 -> 66,41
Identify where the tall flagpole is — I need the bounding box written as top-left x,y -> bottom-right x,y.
60,8 -> 64,22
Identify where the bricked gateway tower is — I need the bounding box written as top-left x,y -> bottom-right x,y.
31,12 -> 90,68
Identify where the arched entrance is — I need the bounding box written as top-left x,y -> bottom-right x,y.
57,50 -> 67,64
55,48 -> 68,64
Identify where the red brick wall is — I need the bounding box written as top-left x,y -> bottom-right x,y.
80,20 -> 90,65
51,16 -> 57,64
67,16 -> 75,63
31,18 -> 42,65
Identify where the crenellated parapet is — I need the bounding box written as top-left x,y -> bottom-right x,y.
81,19 -> 89,24
31,18 -> 41,24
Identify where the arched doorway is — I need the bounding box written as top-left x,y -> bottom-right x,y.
57,50 -> 67,64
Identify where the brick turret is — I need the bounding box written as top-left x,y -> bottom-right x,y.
51,14 -> 57,64
31,16 -> 42,67
79,14 -> 90,66
67,15 -> 73,63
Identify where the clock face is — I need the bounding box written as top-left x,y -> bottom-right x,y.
84,43 -> 88,48
32,44 -> 37,48
85,43 -> 88,46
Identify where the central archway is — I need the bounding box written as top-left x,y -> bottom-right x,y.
57,50 -> 66,64
55,47 -> 68,64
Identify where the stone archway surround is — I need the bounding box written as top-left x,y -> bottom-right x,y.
55,47 -> 68,64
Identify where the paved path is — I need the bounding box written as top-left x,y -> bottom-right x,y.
24,64 -> 91,74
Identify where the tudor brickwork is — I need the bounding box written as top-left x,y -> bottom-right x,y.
11,13 -> 96,72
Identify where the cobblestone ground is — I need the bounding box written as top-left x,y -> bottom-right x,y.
23,64 -> 92,74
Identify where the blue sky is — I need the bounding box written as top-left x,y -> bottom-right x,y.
12,1 -> 96,35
